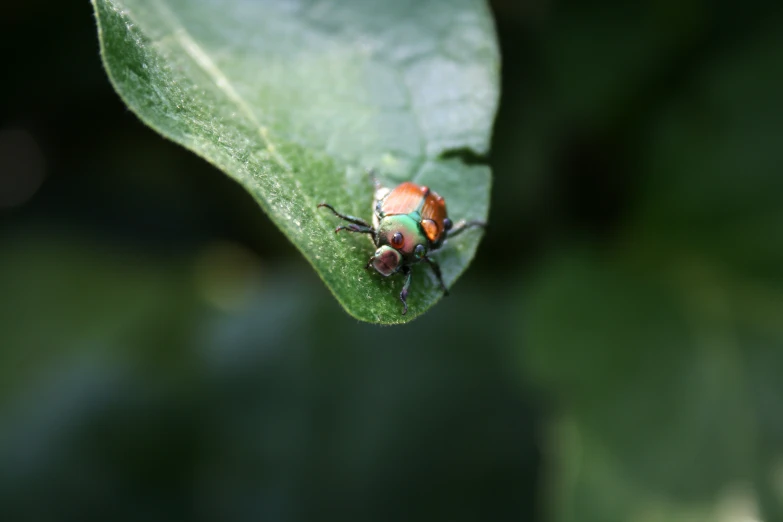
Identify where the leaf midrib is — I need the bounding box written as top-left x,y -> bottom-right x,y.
152,0 -> 292,170
148,0 -> 444,215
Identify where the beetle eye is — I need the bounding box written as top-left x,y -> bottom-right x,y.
414,244 -> 426,258
443,218 -> 453,231
391,232 -> 404,248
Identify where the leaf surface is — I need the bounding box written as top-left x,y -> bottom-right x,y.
93,0 -> 499,323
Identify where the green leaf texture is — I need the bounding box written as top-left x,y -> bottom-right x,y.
92,0 -> 499,324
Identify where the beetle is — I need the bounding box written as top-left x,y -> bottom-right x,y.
318,175 -> 485,315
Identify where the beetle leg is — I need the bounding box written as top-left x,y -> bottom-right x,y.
447,220 -> 486,239
423,256 -> 449,296
399,266 -> 412,315
335,224 -> 375,235
317,203 -> 372,228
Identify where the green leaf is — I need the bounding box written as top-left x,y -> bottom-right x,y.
91,0 -> 499,324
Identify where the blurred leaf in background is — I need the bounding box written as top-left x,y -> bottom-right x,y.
512,1 -> 783,521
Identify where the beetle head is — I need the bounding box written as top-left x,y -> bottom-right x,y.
369,245 -> 402,276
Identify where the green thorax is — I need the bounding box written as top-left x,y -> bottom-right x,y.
377,214 -> 428,260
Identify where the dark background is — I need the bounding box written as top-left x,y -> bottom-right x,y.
2,1 -> 783,521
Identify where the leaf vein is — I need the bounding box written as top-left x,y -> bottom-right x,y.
154,0 -> 293,175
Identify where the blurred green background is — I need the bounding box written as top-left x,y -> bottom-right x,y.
2,1 -> 783,521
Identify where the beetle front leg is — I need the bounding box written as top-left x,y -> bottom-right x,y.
335,224 -> 375,235
317,203 -> 372,228
446,220 -> 486,239
423,256 -> 449,296
399,266 -> 412,315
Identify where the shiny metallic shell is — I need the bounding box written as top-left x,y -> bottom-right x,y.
375,182 -> 449,244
